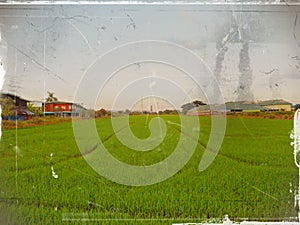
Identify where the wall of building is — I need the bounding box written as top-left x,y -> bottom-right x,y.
16,98 -> 28,108
53,103 -> 70,112
45,103 -> 71,112
264,104 -> 292,111
45,103 -> 54,112
243,109 -> 261,112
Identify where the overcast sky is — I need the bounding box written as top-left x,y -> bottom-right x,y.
0,3 -> 300,110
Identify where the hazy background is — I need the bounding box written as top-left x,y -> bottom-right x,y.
0,3 -> 300,110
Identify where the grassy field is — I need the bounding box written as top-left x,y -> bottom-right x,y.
0,115 -> 298,224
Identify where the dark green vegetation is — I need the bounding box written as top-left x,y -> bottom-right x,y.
0,116 -> 298,224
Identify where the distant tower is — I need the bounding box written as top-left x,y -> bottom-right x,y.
141,96 -> 143,114
150,105 -> 153,113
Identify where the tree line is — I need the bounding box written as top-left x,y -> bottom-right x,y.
1,90 -> 206,117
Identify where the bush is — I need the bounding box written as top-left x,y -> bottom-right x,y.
2,116 -> 71,129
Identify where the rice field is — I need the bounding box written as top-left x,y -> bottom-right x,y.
0,115 -> 298,224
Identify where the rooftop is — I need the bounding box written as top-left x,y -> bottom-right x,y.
192,102 -> 268,112
258,99 -> 292,106
226,102 -> 267,111
0,92 -> 30,102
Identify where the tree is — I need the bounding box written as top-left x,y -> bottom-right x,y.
192,100 -> 207,107
295,104 -> 300,111
158,109 -> 179,115
46,92 -> 58,102
0,97 -> 15,117
27,102 -> 42,116
181,100 -> 207,114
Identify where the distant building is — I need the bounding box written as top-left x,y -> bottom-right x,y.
188,101 -> 267,115
186,99 -> 294,116
258,99 -> 292,111
187,104 -> 229,116
0,93 -> 34,120
226,101 -> 267,112
187,105 -> 213,116
42,101 -> 86,117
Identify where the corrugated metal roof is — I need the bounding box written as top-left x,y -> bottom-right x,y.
16,109 -> 35,115
1,92 -> 29,102
190,104 -> 227,111
258,99 -> 292,106
225,102 -> 267,111
192,102 -> 268,112
193,105 -> 210,111
24,109 -> 35,115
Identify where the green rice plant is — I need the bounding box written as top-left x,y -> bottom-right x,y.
0,115 -> 297,224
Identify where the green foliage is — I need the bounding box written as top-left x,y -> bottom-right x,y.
0,116 -> 297,224
27,103 -> 43,116
158,109 -> 179,115
45,92 -> 58,102
2,116 -> 71,129
0,97 -> 15,116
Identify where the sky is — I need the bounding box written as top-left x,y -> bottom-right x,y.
0,3 -> 300,111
